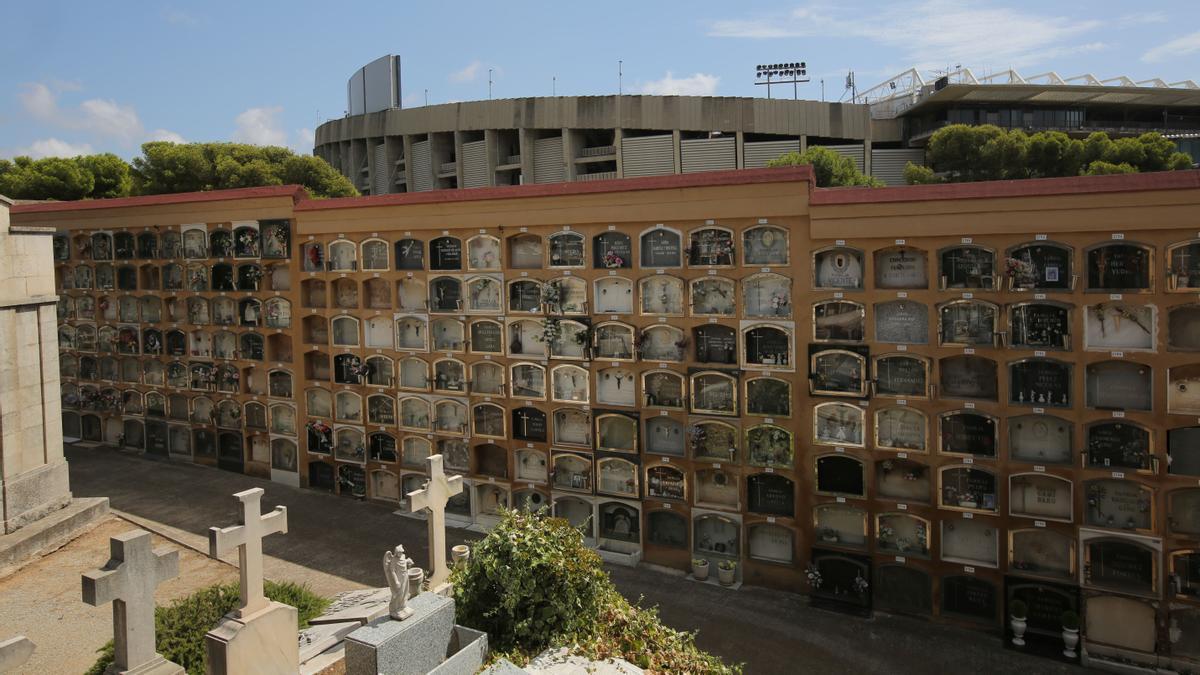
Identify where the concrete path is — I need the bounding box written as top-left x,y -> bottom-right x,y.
66,445 -> 1091,674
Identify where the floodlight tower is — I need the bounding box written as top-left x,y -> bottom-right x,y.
755,63 -> 810,99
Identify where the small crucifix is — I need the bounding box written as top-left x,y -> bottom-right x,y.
82,530 -> 180,674
208,488 -> 288,618
407,454 -> 463,588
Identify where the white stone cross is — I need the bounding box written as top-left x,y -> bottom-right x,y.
208,487 -> 287,618
81,529 -> 179,672
407,454 -> 463,587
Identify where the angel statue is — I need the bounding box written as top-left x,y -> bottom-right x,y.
383,545 -> 414,620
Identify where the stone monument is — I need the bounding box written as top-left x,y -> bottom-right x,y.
0,194 -> 107,569
383,545 -> 414,620
0,636 -> 36,673
204,488 -> 297,675
407,454 -> 463,590
81,529 -> 183,675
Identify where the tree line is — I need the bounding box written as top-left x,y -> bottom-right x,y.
905,126 -> 1194,184
0,142 -> 358,201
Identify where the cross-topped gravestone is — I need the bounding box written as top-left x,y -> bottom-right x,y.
407,454 -> 463,588
208,487 -> 287,618
81,529 -> 182,674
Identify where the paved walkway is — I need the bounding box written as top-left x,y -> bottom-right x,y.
66,445 -> 1090,674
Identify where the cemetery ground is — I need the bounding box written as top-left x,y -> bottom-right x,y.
51,444 -> 1089,674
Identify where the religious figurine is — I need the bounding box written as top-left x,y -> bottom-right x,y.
383,545 -> 414,620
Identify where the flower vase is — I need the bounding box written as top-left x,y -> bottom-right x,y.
1062,628 -> 1079,658
406,567 -> 425,599
1011,617 -> 1027,646
718,565 -> 736,586
692,560 -> 710,581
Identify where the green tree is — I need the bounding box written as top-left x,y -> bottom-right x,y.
132,142 -> 355,198
77,153 -> 134,198
767,146 -> 884,187
0,156 -> 95,200
1026,131 -> 1083,178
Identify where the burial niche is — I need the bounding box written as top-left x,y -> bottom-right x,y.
940,466 -> 997,512
939,245 -> 996,289
938,355 -> 997,401
1005,241 -> 1073,291
645,417 -> 685,457
511,406 -> 547,443
693,325 -> 737,365
640,227 -> 682,268
689,277 -> 736,316
810,349 -> 867,397
814,300 -> 864,342
394,238 -> 424,270
552,453 -> 592,493
1087,421 -> 1152,470
1086,360 -> 1152,411
813,246 -> 864,290
1085,302 -> 1154,350
1168,304 -> 1200,350
690,371 -> 737,415
691,420 -> 738,463
597,458 -> 639,498
745,376 -> 790,417
742,273 -> 791,318
467,235 -> 501,271
743,324 -> 791,368
429,236 -> 462,270
596,368 -> 636,408
597,413 -> 638,454
1010,474 -> 1073,521
1170,489 -> 1200,536
1168,364 -> 1200,415
469,320 -> 504,354
515,449 -> 546,483
695,469 -> 739,509
647,510 -> 688,549
507,234 -> 542,269
748,524 -> 794,564
747,473 -> 795,517
941,576 -> 996,623
1010,529 -> 1075,580
647,465 -> 686,501
593,231 -> 632,269
938,300 -> 997,346
941,517 -> 998,567
811,551 -> 872,609
553,407 -> 591,447
876,513 -> 929,557
548,231 -> 585,268
1010,302 -> 1071,349
693,513 -> 739,558
813,503 -> 867,548
639,276 -> 685,316
1009,358 -> 1072,407
1168,427 -> 1200,476
1009,415 -> 1073,464
554,497 -> 594,539
593,277 -> 633,314
688,227 -> 734,266
874,300 -> 928,345
874,354 -> 929,398
1086,242 -> 1152,291
1085,479 -> 1153,531
813,403 -> 864,448
874,407 -> 927,453
874,246 -> 928,289
816,455 -> 865,497
1083,537 -> 1158,596
642,371 -> 685,410
746,424 -> 792,467
742,225 -> 789,266
1171,551 -> 1200,598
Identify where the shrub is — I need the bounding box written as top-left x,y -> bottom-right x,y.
767,147 -> 884,187
902,162 -> 939,185
86,580 -> 329,675
452,509 -> 741,674
1084,160 -> 1137,175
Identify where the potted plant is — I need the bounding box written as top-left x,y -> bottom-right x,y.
717,560 -> 737,586
1010,599 -> 1028,646
692,558 -> 710,581
1061,610 -> 1080,658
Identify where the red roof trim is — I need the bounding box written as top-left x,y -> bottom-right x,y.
10,185 -> 310,215
295,166 -> 812,211
811,170 -> 1200,205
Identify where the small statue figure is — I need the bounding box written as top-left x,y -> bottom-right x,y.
383,545 -> 414,620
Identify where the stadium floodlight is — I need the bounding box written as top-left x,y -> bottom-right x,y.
754,60 -> 810,99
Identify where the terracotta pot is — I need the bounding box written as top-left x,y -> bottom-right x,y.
1010,617 -> 1027,646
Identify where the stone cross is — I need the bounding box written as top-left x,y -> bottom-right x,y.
81,530 -> 179,672
208,487 -> 287,618
407,454 -> 463,587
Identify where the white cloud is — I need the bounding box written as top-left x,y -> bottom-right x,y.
17,82 -> 145,142
1142,30 -> 1200,63
295,128 -> 315,152
78,98 -> 143,142
147,128 -> 186,143
13,138 -> 95,159
709,1 -> 1103,71
18,83 -> 59,121
450,60 -> 483,83
232,106 -> 287,146
638,72 -> 720,96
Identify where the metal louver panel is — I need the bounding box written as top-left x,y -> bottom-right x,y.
680,137 -> 736,174
821,144 -> 866,172
621,134 -> 674,178
871,148 -> 926,186
371,144 -> 389,195
533,136 -> 565,184
743,139 -> 801,168
411,140 -> 433,192
461,140 -> 489,189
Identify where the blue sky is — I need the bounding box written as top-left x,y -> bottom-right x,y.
2,0 -> 1197,159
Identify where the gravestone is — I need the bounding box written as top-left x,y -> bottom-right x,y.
81,529 -> 183,675
344,593 -> 486,675
408,454 -> 464,589
0,636 -> 35,673
204,488 -> 297,675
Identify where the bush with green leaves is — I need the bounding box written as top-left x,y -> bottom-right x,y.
767,146 -> 884,187
452,509 -> 740,674
86,580 -> 328,675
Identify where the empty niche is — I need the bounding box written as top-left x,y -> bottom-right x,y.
941,517 -> 999,567
1008,415 -> 1073,464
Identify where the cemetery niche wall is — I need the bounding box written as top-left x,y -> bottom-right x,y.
25,164 -> 1200,666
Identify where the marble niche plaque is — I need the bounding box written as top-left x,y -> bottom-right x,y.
548,232 -> 584,267
640,228 -> 681,268
814,504 -> 867,548
874,247 -> 928,289
512,407 -> 547,442
875,565 -> 931,616
599,502 -> 639,543
813,247 -> 864,290
1168,364 -> 1200,415
1010,529 -> 1074,580
748,524 -> 794,563
695,470 -> 738,508
1086,479 -> 1152,530
816,455 -> 865,496
874,300 -> 929,345
1085,538 -> 1157,594
942,517 -> 998,566
874,407 -> 926,452
938,301 -> 996,346
1085,302 -> 1154,350
1010,474 -> 1073,521
940,246 -> 995,289
1086,361 -> 1152,411
1087,421 -> 1150,470
877,459 -> 930,503
746,377 -> 790,417
1168,427 -> 1200,476
429,236 -> 462,270
874,355 -> 928,398
941,467 -> 997,511
593,232 -> 632,269
470,321 -> 503,354
810,349 -> 866,397
1168,305 -> 1200,350
814,301 -> 864,341
1009,415 -> 1073,464
939,355 -> 998,401
1006,242 -> 1073,290
747,473 -> 795,517
1009,359 -> 1072,407
1010,302 -> 1071,350
1169,490 -> 1200,535
941,575 -> 996,622
1086,243 -> 1151,290
940,411 -> 997,458
814,403 -> 864,447
507,235 -> 541,269
647,511 -> 687,548
694,514 -> 739,557
742,226 -> 788,266
646,417 -> 685,457
646,466 -> 685,501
